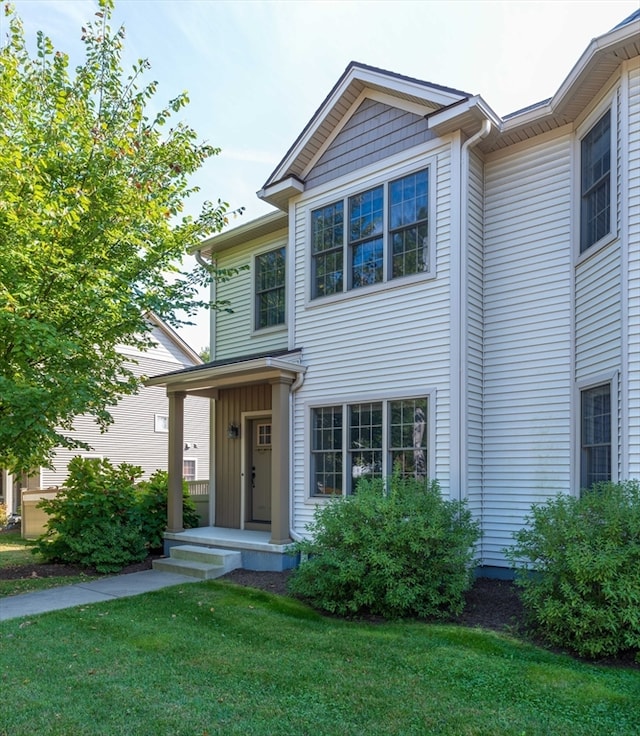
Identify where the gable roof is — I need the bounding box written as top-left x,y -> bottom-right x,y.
258,61 -> 470,209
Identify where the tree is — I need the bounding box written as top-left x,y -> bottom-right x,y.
0,1 -> 240,473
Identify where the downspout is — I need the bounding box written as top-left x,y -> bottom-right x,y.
289,369 -> 306,542
458,120 -> 492,504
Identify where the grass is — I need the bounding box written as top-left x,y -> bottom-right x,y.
0,531 -> 97,597
1,581 -> 638,736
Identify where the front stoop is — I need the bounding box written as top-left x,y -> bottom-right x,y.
152,545 -> 242,580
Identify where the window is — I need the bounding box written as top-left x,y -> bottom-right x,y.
255,247 -> 285,329
581,384 -> 611,490
311,168 -> 430,299
256,423 -> 272,447
183,459 -> 197,481
154,414 -> 168,433
311,397 -> 428,496
580,110 -> 611,253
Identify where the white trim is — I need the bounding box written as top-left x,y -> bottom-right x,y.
303,389 -> 436,503
182,457 -> 197,482
305,156 -> 437,307
575,371 -> 619,493
251,244 -> 287,334
574,94 -> 618,262
154,414 -> 169,433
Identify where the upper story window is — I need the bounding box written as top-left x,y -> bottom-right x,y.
580,110 -> 611,253
311,168 -> 430,299
255,247 -> 285,329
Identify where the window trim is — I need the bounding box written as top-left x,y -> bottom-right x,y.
576,99 -> 617,262
154,414 -> 169,433
253,245 -> 287,332
306,391 -> 435,501
576,373 -> 618,494
307,160 -> 436,305
182,458 -> 197,481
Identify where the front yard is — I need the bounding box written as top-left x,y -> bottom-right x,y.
1,580 -> 638,736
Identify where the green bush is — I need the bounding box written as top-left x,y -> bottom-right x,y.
506,481 -> 640,660
33,457 -> 148,573
136,470 -> 199,550
287,475 -> 481,619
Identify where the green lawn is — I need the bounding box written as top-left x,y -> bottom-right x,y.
1,581 -> 638,736
0,531 -> 96,596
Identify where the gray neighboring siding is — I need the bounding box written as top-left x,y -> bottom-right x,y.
305,99 -> 436,190
39,327 -> 210,487
483,132 -> 573,566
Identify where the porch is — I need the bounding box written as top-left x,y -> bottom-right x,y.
162,525 -> 299,572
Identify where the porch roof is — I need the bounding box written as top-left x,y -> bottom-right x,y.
145,348 -> 305,396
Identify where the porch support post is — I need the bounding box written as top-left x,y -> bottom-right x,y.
270,377 -> 292,544
167,391 -> 186,533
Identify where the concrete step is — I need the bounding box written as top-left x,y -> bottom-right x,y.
152,545 -> 242,580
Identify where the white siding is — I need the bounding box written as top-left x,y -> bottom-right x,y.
483,132 -> 573,566
626,62 -> 640,479
214,230 -> 289,359
291,144 -> 454,534
39,325 -> 210,487
466,150 -> 485,525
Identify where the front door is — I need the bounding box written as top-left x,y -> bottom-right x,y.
249,419 -> 272,523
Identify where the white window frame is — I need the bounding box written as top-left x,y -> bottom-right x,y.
307,159 -> 436,305
575,97 -> 617,262
576,372 -> 618,494
252,245 -> 287,333
154,414 -> 169,433
306,390 -> 435,501
182,458 -> 197,481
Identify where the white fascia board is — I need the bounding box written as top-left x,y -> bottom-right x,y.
146,312 -> 202,365
504,19 -> 639,131
197,210 -> 288,255
427,95 -> 502,134
257,177 -> 304,207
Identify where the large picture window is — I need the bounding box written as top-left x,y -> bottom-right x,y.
580,383 -> 611,490
311,397 -> 428,496
580,110 -> 611,253
311,168 -> 430,299
255,247 -> 285,329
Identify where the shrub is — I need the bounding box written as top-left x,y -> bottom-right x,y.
33,457 -> 148,573
287,475 -> 481,619
136,470 -> 200,550
505,481 -> 640,660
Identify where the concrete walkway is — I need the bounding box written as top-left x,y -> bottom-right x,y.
0,570 -> 198,622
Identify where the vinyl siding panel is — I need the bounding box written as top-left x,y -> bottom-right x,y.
291,144 -> 453,535
626,63 -> 640,478
214,230 -> 289,360
466,150 -> 485,524
306,99 -> 436,189
40,327 -> 209,487
483,132 -> 572,566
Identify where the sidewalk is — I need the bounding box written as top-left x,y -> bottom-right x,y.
0,570 -> 198,622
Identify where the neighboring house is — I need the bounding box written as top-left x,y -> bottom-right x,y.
2,314 -> 210,519
148,12 -> 639,573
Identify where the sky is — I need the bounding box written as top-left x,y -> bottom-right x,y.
5,0 -> 638,352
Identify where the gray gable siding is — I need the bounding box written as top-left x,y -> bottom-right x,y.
305,99 -> 435,189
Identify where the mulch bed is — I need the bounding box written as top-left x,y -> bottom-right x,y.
1,547 -> 636,669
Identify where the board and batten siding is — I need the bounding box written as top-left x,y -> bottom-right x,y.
39,328 -> 210,488
214,230 -> 289,360
290,143 -> 454,535
482,132 -> 573,567
306,99 -> 437,190
626,61 -> 640,479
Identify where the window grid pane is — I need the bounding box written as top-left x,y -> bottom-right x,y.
581,111 -> 611,252
348,402 -> 383,493
349,187 -> 384,289
389,170 -> 429,277
255,248 -> 285,329
311,407 -> 342,496
312,202 -> 344,297
581,384 -> 611,490
389,398 -> 428,480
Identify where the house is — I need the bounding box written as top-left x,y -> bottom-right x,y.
147,11 -> 640,574
2,314 -> 210,531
